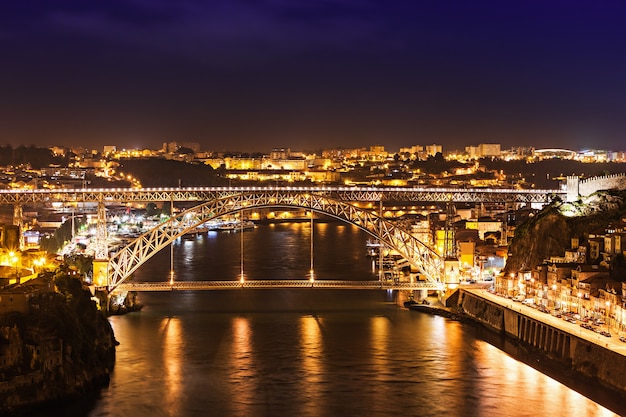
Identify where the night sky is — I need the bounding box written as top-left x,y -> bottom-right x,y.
2,1 -> 626,153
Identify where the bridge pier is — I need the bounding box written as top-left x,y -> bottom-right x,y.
94,199 -> 108,260
412,289 -> 429,301
13,203 -> 23,250
93,259 -> 109,288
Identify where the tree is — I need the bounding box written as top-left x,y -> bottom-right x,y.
177,147 -> 195,155
161,202 -> 172,216
146,202 -> 160,217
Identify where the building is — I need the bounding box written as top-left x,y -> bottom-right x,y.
465,143 -> 501,158
0,286 -> 32,314
425,144 -> 442,157
162,141 -> 201,153
465,218 -> 503,241
270,148 -> 291,160
478,143 -> 501,158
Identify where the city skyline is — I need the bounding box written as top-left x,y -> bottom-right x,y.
2,1 -> 626,152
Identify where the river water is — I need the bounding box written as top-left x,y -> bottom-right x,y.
36,222 -> 624,416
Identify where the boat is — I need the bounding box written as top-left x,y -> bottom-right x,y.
218,220 -> 256,231
365,239 -> 383,257
404,299 -> 431,308
404,299 -> 419,308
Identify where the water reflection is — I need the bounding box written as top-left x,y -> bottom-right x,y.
368,316 -> 389,414
471,340 -> 618,416
229,316 -> 255,417
299,315 -> 324,416
160,317 -> 183,416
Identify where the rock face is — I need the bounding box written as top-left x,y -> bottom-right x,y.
505,191 -> 626,273
0,274 -> 116,414
506,206 -> 571,272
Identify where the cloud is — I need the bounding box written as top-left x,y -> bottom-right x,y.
38,0 -> 399,67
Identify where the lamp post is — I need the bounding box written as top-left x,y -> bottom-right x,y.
606,300 -> 611,334
9,251 -> 18,282
240,211 -> 245,285
309,209 -> 314,285
33,257 -> 46,274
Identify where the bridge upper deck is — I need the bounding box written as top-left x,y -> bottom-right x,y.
0,186 -> 565,204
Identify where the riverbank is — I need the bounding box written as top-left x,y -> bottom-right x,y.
98,289 -> 143,316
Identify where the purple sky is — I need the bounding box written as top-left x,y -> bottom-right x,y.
1,0 -> 626,153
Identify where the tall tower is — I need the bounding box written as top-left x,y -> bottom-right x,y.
566,176 -> 579,202
443,202 -> 459,286
443,202 -> 456,259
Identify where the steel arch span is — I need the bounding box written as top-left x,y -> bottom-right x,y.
106,190 -> 444,291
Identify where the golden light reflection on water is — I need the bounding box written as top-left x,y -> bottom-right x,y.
472,341 -> 619,416
369,316 -> 389,408
300,316 -> 324,386
315,222 -> 328,238
160,317 -> 183,417
230,316 -> 255,416
298,316 -> 326,416
426,315 -> 466,379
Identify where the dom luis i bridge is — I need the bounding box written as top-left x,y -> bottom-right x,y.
1,183 -> 581,298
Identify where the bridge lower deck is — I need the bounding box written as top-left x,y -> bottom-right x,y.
113,280 -> 444,292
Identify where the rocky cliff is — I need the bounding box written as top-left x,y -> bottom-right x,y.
0,273 -> 116,415
505,190 -> 626,273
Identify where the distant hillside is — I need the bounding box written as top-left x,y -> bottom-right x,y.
505,190 -> 626,274
479,159 -> 626,189
116,158 -> 226,187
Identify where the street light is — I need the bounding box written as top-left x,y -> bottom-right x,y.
9,251 -> 18,281
606,300 -> 611,334
33,257 -> 46,274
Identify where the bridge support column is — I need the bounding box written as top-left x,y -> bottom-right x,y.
94,199 -> 108,260
413,289 -> 428,301
378,199 -> 384,282
444,258 -> 460,287
93,260 -> 109,287
13,203 -> 23,250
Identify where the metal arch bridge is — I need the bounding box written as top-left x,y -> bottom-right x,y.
0,185 -> 564,204
105,190 -> 446,292
2,185 -> 564,253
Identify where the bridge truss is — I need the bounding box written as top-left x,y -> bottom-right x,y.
0,185 -> 564,205
106,190 -> 445,291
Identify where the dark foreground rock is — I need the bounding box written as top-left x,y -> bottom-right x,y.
0,273 -> 116,415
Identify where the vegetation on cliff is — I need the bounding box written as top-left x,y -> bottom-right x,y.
116,157 -> 224,187
505,190 -> 626,275
0,270 -> 116,414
